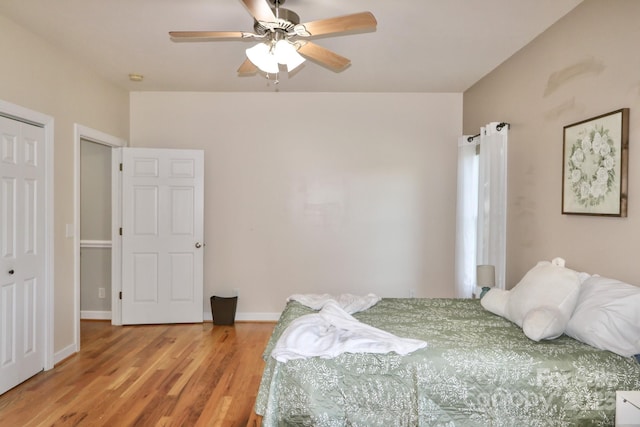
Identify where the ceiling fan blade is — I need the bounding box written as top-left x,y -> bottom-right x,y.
297,42 -> 350,72
237,58 -> 258,76
295,12 -> 377,37
240,0 -> 277,23
169,31 -> 255,41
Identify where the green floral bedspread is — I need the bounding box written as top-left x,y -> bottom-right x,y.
255,298 -> 640,426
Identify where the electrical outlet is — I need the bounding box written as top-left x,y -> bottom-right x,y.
233,288 -> 240,297
409,289 -> 416,298
98,287 -> 106,299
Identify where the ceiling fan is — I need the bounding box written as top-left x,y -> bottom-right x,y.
169,0 -> 377,79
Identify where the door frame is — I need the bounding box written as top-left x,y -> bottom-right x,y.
0,99 -> 54,371
73,125 -> 126,350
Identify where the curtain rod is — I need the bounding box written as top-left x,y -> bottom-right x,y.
467,122 -> 510,142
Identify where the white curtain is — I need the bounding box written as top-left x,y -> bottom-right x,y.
455,123 -> 508,297
454,136 -> 479,298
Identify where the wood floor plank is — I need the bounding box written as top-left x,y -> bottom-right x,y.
0,321 -> 273,426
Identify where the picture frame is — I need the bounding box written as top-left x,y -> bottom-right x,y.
562,108 -> 629,216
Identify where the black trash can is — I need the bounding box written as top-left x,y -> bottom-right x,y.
210,296 -> 238,325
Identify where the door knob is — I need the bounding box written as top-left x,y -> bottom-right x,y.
8,269 -> 14,275
195,242 -> 202,249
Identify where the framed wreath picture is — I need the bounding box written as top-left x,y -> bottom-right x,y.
562,108 -> 629,216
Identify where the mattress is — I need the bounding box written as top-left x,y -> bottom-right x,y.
255,298 -> 640,426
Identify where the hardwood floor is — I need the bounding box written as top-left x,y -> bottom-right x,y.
0,321 -> 275,426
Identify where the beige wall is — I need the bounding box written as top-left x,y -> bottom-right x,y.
131,92 -> 462,316
0,15 -> 129,352
464,0 -> 640,287
80,248 -> 112,312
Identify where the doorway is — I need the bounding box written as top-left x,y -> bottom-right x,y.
73,125 -> 125,352
79,139 -> 112,320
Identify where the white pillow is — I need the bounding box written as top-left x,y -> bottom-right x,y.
522,306 -> 567,342
481,258 -> 581,341
565,275 -> 640,357
507,259 -> 581,336
480,288 -> 510,317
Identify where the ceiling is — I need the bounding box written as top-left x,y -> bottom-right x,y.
0,0 -> 582,93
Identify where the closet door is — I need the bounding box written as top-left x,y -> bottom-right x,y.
0,116 -> 45,394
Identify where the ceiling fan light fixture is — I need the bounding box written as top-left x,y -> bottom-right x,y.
246,39 -> 305,74
246,42 -> 279,73
274,39 -> 305,72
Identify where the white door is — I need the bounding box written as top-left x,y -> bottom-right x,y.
121,148 -> 204,324
0,116 -> 45,394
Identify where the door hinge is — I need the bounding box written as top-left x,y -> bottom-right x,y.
119,291 -> 123,300
119,163 -> 123,171
119,227 -> 123,236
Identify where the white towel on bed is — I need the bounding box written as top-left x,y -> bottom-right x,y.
287,293 -> 381,313
271,300 -> 427,362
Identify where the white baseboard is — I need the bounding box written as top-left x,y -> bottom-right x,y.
203,311 -> 281,322
53,343 -> 77,366
81,310 -> 112,320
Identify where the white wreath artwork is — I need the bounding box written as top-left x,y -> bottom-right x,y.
566,125 -> 616,207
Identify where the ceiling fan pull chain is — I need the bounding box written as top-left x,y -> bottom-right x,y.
264,72 -> 280,85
